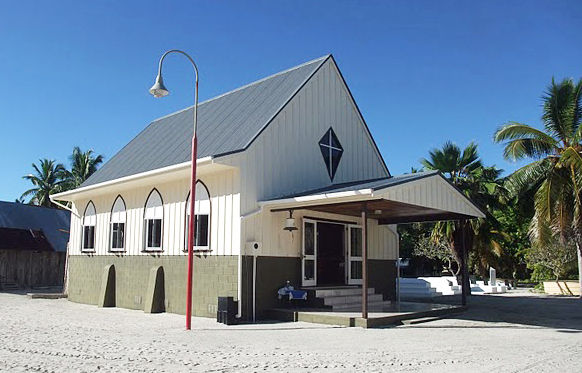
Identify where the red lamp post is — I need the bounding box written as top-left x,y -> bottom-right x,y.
149,50 -> 199,330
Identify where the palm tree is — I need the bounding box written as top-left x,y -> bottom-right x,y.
421,142 -> 506,290
21,159 -> 66,208
62,147 -> 104,189
420,141 -> 482,267
494,77 -> 582,298
421,141 -> 482,183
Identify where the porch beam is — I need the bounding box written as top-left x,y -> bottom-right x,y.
361,202 -> 368,319
377,213 -> 475,225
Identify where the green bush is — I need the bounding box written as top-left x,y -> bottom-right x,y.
530,264 -> 553,282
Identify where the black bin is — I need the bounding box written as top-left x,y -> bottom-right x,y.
217,296 -> 238,325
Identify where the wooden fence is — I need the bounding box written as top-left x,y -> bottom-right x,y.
0,250 -> 65,289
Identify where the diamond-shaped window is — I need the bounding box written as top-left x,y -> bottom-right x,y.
319,128 -> 343,181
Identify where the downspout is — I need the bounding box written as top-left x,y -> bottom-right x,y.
49,196 -> 79,296
237,207 -> 263,319
386,224 -> 400,305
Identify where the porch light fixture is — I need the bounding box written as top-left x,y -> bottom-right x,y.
150,49 -> 199,331
284,210 -> 298,232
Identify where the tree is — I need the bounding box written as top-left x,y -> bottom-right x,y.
420,142 -> 506,287
62,147 -> 104,189
494,200 -> 532,280
527,240 -> 577,281
413,235 -> 459,275
421,141 -> 482,183
21,159 -> 66,208
494,77 -> 582,298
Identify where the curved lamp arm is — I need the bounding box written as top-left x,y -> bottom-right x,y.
152,49 -> 199,133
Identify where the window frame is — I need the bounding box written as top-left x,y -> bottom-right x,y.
318,127 -> 344,181
109,195 -> 127,253
143,188 -> 164,252
81,201 -> 97,253
184,180 -> 212,253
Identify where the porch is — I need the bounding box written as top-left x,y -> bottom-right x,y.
258,171 -> 485,322
268,301 -> 467,328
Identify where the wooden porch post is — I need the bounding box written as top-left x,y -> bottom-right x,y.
361,202 -> 368,319
461,219 -> 468,306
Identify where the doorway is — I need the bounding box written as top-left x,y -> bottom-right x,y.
316,222 -> 345,286
302,219 -> 364,287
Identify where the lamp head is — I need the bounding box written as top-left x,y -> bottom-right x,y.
149,74 -> 169,98
283,210 -> 298,232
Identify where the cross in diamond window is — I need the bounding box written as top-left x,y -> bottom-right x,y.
319,128 -> 344,181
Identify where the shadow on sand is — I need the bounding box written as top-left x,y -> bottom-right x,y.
427,292 -> 582,331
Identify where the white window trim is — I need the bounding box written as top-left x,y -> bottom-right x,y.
109,196 -> 127,252
184,181 -> 211,253
143,189 -> 164,252
81,201 -> 96,253
144,218 -> 163,252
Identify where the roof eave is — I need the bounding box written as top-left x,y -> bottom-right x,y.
51,156 -> 216,201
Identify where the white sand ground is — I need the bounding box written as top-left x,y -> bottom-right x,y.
1,291 -> 581,372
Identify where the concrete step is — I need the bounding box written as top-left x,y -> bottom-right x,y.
315,287 -> 375,297
399,284 -> 435,290
332,300 -> 392,311
401,316 -> 443,325
323,293 -> 384,306
400,287 -> 438,294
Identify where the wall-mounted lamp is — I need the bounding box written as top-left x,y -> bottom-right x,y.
284,210 -> 298,232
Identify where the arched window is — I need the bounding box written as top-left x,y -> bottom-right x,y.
185,181 -> 211,251
82,201 -> 96,251
110,196 -> 126,251
144,189 -> 163,251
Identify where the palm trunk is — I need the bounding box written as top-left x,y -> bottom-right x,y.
452,221 -> 472,297
577,241 -> 582,300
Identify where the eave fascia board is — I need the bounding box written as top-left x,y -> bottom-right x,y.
51,156 -> 215,201
259,189 -> 376,210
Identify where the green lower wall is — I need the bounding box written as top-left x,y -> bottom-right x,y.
255,256 -> 301,318
368,259 -> 397,301
68,255 -> 239,317
253,257 -> 396,316
67,255 -> 396,320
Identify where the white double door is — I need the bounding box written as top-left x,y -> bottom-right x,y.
301,219 -> 363,287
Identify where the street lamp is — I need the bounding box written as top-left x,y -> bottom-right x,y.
150,49 -> 199,330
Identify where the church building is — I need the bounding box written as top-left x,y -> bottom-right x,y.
52,55 -> 483,320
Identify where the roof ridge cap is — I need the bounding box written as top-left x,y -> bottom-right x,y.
150,55 -> 331,123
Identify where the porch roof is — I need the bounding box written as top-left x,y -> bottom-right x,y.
259,171 -> 485,224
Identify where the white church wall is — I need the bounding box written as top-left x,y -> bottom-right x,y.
229,58 -> 389,217
68,168 -> 241,257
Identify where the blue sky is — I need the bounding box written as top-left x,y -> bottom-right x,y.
1,1 -> 580,201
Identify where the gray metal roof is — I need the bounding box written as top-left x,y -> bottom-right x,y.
262,171 -> 440,201
0,201 -> 71,252
82,55 -> 330,187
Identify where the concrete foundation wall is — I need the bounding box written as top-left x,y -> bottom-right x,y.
254,256 -> 301,319
0,250 -> 65,289
253,257 -> 396,317
368,259 -> 397,301
67,255 -> 238,317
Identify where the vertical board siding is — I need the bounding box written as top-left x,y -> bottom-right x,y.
236,59 -> 389,217
69,169 -> 241,257
243,209 -> 397,260
380,175 -> 482,218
